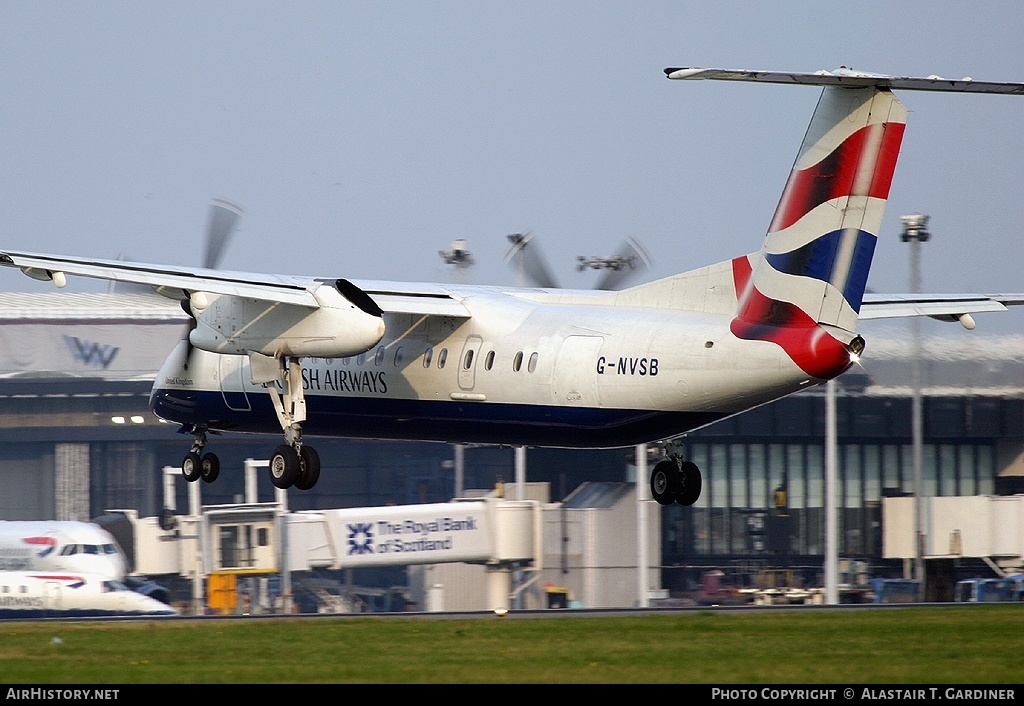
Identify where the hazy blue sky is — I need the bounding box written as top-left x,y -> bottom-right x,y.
2,1 -> 1022,339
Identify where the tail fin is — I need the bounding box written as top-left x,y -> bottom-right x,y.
740,85 -> 907,330
731,85 -> 907,377
665,66 -> 1024,377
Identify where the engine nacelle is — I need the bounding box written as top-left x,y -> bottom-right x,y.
188,282 -> 385,358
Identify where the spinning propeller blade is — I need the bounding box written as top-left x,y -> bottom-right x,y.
505,232 -> 652,291
504,232 -> 560,289
203,198 -> 243,270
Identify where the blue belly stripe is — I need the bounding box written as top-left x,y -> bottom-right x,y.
151,388 -> 725,448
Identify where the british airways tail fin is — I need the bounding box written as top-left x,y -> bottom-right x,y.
666,67 -> 1024,379
748,84 -> 905,332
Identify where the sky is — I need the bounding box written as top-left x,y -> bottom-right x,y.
1,1 -> 1023,343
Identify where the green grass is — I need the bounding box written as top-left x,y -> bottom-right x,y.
1,605 -> 1022,684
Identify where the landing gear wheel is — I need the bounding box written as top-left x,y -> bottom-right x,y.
294,445 -> 321,490
676,461 -> 702,506
200,453 -> 220,483
650,460 -> 679,506
269,444 -> 300,489
182,452 -> 202,483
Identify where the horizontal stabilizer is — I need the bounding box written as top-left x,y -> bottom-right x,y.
860,293 -> 1024,320
665,67 -> 1024,94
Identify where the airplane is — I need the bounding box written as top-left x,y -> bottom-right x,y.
1,67 -> 1023,505
0,520 -> 169,603
0,520 -> 127,578
0,571 -> 178,619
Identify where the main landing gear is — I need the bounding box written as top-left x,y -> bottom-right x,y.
179,355 -> 321,491
650,454 -> 702,506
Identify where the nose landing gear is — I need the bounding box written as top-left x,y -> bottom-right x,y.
181,428 -> 221,484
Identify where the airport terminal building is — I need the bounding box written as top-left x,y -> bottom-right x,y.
1,292 -> 1022,597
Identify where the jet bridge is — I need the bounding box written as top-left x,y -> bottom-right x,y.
285,498 -> 538,571
124,464 -> 541,612
285,498 -> 540,611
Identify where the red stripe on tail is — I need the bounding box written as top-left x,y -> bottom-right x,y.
769,122 -> 905,233
731,256 -> 852,379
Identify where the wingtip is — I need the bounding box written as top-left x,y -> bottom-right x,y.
664,67 -> 707,80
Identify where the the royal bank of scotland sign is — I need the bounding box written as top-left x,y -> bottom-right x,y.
326,502 -> 492,568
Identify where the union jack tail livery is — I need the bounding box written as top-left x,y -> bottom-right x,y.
732,84 -> 907,378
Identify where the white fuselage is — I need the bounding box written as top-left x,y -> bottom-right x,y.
151,281 -> 820,448
0,522 -> 127,580
0,572 -> 177,618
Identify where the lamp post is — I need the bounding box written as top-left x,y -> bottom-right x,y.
900,213 -> 929,601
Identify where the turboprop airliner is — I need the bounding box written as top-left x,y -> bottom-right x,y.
1,67 -> 1022,505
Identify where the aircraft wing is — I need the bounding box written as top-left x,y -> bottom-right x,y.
860,293 -> 1024,322
349,279 -> 471,318
0,249 -> 322,307
0,249 -> 472,318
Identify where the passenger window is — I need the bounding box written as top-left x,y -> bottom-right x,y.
484,350 -> 495,371
342,356 -> 350,366
513,351 -> 523,372
438,348 -> 448,369
463,349 -> 474,370
423,347 -> 433,368
374,348 -> 385,366
357,353 -> 366,365
528,352 -> 538,373
394,347 -> 404,366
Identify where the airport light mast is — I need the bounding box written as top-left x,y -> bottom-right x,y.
900,213 -> 930,601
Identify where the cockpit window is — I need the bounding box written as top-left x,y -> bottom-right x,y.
59,545 -> 78,556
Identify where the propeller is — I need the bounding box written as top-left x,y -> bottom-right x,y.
504,232 -> 652,290
580,236 -> 653,291
504,232 -> 561,289
203,198 -> 244,270
182,198 -> 243,367
110,198 -> 244,294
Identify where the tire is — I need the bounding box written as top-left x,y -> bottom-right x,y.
676,461 -> 703,506
200,452 -> 220,483
269,444 -> 300,489
650,460 -> 678,505
182,452 -> 202,483
294,445 -> 321,490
